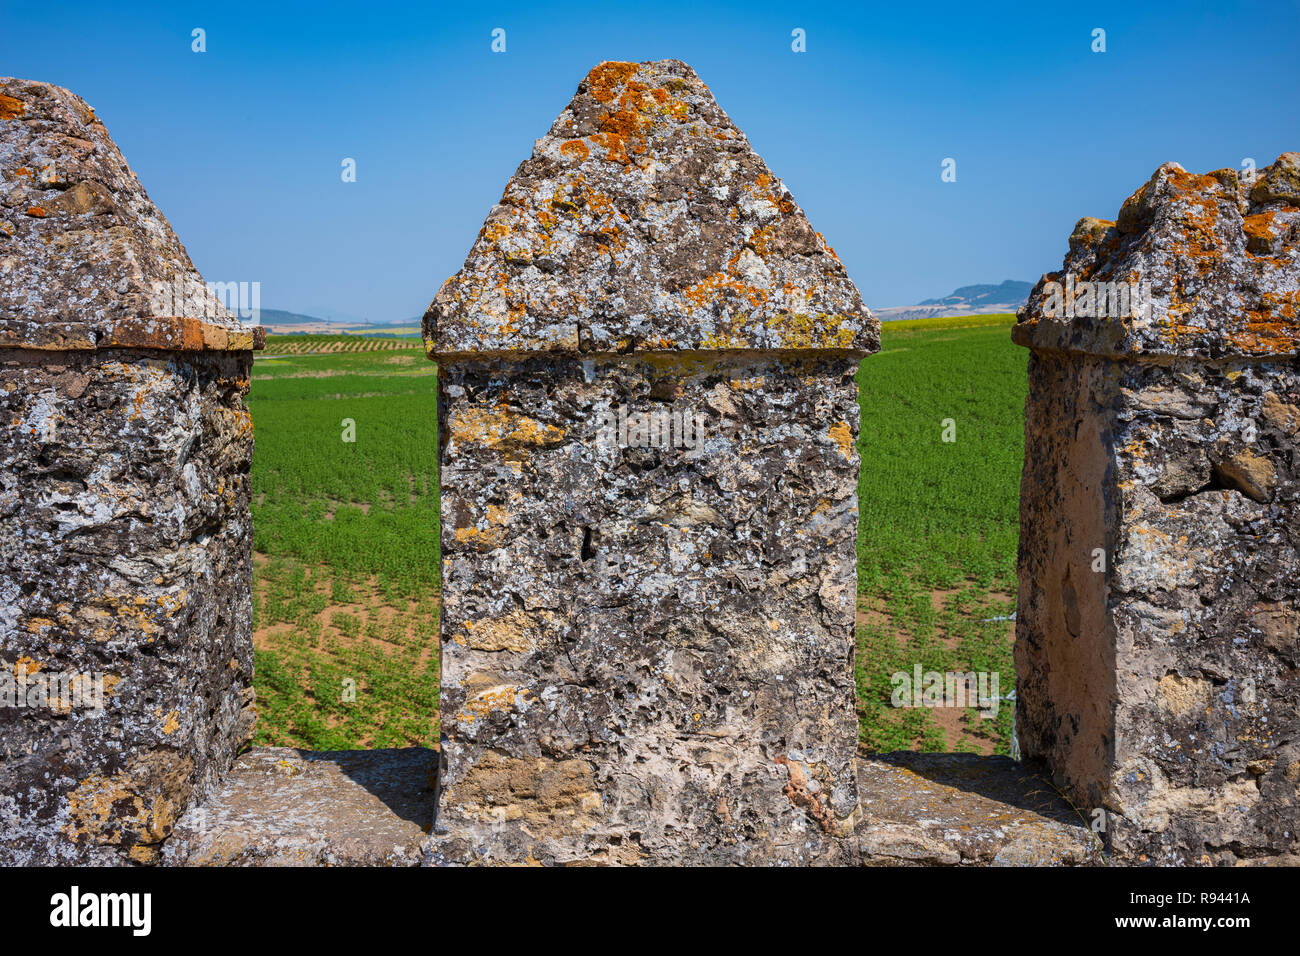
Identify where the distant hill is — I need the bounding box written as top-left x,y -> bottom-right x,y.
258,308 -> 333,328
874,280 -> 1032,323
257,308 -> 419,335
918,280 -> 1033,309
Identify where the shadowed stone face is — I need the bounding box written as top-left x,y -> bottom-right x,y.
0,77 -> 257,865
426,60 -> 877,864
1015,155 -> 1300,866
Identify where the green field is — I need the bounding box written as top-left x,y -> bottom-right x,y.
248,316 -> 1026,754
248,341 -> 440,750
854,314 -> 1025,753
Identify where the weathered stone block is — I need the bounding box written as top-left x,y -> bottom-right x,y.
0,77 -> 258,864
425,60 -> 877,864
1015,156 -> 1300,865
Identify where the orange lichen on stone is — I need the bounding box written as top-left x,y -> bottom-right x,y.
1165,170 -> 1231,274
1235,292 -> 1300,353
586,61 -> 640,103
25,206 -> 47,218
1242,210 -> 1282,257
0,93 -> 24,120
684,271 -> 770,312
816,232 -> 841,263
454,502 -> 511,549
13,655 -> 41,677
560,138 -> 590,161
1243,211 -> 1277,240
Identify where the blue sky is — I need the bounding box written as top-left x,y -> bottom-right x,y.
4,1 -> 1298,321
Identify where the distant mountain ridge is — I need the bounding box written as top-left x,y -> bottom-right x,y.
874,280 -> 1032,323
918,280 -> 1033,309
259,281 -> 1031,331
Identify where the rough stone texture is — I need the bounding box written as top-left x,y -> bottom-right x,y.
856,753 -> 1101,866
425,60 -> 875,359
426,61 -> 877,865
164,747 -> 437,866
1015,156 -> 1300,865
1014,154 -> 1300,359
0,78 -> 258,865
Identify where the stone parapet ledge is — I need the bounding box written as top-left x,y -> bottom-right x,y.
857,753 -> 1102,866
0,316 -> 265,352
164,748 -> 438,867
163,749 -> 1099,867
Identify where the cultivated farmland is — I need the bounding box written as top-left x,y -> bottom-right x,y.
247,315 -> 1025,754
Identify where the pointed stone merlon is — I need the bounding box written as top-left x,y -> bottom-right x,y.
0,78 -> 261,864
425,60 -> 877,864
1013,155 -> 1300,865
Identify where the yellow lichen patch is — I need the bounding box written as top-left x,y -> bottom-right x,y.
456,683 -> 523,723
769,311 -> 857,350
1157,673 -> 1213,718
62,755 -> 192,860
454,502 -> 512,549
448,406 -> 564,450
65,776 -> 146,845
461,609 -> 539,653
452,525 -> 505,548
13,655 -> 41,677
827,421 -> 853,459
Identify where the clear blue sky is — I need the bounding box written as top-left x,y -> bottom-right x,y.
4,1 -> 1297,321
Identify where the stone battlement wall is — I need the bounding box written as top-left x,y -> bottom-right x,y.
0,67 -> 1294,867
